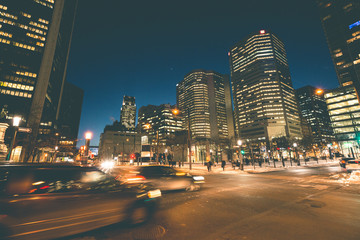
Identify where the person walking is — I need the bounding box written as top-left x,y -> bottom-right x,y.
221,160 -> 226,171
207,161 -> 212,172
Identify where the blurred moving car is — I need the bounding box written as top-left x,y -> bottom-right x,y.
121,165 -> 204,192
339,157 -> 360,172
0,164 -> 161,240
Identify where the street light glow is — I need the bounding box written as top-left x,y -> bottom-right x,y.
85,131 -> 93,140
316,89 -> 324,95
172,108 -> 179,115
13,116 -> 21,127
293,143 -> 298,147
237,140 -> 242,146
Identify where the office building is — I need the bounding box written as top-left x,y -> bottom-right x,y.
176,70 -> 235,161
229,30 -> 302,143
58,81 -> 84,147
318,0 -> 360,92
138,104 -> 184,145
324,85 -> 360,157
120,96 -> 136,129
0,0 -> 78,159
98,121 -> 141,162
296,85 -> 334,144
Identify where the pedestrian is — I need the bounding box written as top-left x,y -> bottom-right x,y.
232,161 -> 236,170
221,160 -> 226,171
178,160 -> 181,168
207,161 -> 212,172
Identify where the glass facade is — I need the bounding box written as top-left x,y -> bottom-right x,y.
229,30 -> 302,141
176,70 -> 233,143
325,85 -> 360,156
120,96 -> 136,129
295,85 -> 334,144
138,104 -> 184,145
0,0 -> 78,136
318,0 -> 360,91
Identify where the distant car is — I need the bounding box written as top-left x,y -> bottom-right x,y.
0,164 -> 161,240
339,158 -> 360,172
121,165 -> 204,192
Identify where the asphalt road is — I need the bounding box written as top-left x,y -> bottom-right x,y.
66,165 -> 360,240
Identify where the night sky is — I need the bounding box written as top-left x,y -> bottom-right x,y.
66,0 -> 339,146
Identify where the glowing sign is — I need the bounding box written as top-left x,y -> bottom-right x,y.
260,30 -> 266,34
349,20 -> 360,30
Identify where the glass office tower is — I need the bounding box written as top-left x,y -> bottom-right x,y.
229,30 -> 302,142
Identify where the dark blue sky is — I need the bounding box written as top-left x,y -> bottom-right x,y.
66,0 -> 339,146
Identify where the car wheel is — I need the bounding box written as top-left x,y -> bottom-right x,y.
185,182 -> 199,191
128,204 -> 150,226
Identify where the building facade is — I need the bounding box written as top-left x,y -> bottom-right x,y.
0,0 -> 79,160
176,70 -> 235,162
137,104 -> 184,146
229,30 -> 302,143
58,81 -> 84,149
324,85 -> 360,157
318,0 -> 360,93
98,122 -> 141,162
296,86 -> 334,144
120,95 -> 136,129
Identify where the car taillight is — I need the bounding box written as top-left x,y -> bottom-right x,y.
126,175 -> 146,182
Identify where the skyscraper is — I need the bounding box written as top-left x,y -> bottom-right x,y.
229,30 -> 302,142
317,0 -> 360,92
120,95 -> 136,129
137,104 -> 184,145
176,70 -> 235,161
0,0 -> 78,159
295,86 -> 334,144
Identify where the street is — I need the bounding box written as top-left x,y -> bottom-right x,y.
64,164 -> 360,240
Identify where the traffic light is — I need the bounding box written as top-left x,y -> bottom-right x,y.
241,150 -> 245,155
130,153 -> 135,159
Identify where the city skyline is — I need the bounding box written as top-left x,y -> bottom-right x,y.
67,0 -> 339,146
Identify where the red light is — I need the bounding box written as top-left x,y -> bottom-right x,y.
40,185 -> 50,190
130,154 -> 135,159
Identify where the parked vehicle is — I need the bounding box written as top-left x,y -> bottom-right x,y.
121,165 -> 204,192
339,157 -> 360,172
0,164 -> 161,240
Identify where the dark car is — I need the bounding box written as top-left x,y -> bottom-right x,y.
339,157 -> 360,172
0,164 -> 161,240
121,165 -> 204,192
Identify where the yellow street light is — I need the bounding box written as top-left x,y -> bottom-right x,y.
85,131 -> 93,140
315,89 -> 324,95
171,108 -> 179,116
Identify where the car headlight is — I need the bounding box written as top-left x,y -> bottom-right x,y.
148,189 -> 162,199
193,176 -> 204,181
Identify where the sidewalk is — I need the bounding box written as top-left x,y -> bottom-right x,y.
111,159 -> 339,175
173,159 -> 339,175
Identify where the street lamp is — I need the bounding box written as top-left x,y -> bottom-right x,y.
6,116 -> 21,161
85,131 -> 92,156
172,108 -> 192,170
315,89 -> 324,95
237,140 -> 244,170
293,143 -> 299,166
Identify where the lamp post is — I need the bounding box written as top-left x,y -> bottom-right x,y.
237,140 -> 244,170
6,116 -> 21,161
85,131 -> 92,157
293,143 -> 299,166
172,108 -> 192,170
